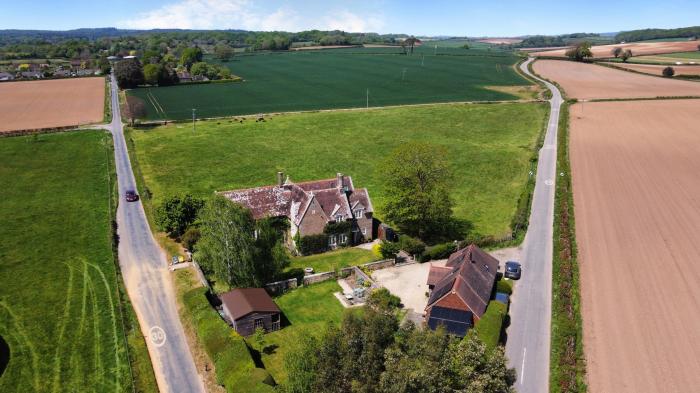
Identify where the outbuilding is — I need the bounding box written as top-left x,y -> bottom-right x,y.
220,288 -> 281,336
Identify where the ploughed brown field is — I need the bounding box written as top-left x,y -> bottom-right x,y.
531,39 -> 700,58
603,62 -> 700,76
571,100 -> 700,393
533,60 -> 700,99
476,38 -> 523,45
0,77 -> 104,133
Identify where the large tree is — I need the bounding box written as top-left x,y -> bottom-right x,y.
252,217 -> 290,284
195,195 -> 257,287
154,194 -> 204,238
142,63 -> 162,85
180,46 -> 203,70
380,142 -> 454,240
214,43 -> 234,61
114,58 -> 144,88
565,41 -> 593,62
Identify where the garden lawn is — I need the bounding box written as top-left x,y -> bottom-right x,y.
289,248 -> 377,274
257,281 -> 345,383
127,47 -> 532,120
0,131 -> 130,392
129,102 -> 547,237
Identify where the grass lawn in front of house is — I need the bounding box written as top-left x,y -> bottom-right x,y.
289,248 -> 378,274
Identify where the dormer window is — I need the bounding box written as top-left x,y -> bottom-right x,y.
354,209 -> 364,218
335,214 -> 343,222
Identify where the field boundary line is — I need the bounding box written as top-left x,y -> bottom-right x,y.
131,97 -> 543,125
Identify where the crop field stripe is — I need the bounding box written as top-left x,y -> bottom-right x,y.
51,263 -> 75,392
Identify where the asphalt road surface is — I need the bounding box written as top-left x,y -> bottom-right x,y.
505,58 -> 562,393
107,73 -> 204,393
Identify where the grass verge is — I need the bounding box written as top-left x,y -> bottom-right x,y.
550,103 -> 586,393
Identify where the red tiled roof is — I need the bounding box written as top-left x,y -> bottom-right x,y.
220,288 -> 280,320
425,244 -> 499,318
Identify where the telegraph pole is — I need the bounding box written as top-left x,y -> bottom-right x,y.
192,108 -> 196,133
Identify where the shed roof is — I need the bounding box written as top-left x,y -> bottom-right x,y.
220,288 -> 280,321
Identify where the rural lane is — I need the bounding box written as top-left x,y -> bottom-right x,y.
107,73 -> 205,393
505,58 -> 562,393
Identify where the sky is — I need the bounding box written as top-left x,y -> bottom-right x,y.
2,0 -> 700,36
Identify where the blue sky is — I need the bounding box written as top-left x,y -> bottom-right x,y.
3,0 -> 700,36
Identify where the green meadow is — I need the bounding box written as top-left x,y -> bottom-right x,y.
129,102 -> 547,237
127,47 -> 531,120
0,131 -> 131,392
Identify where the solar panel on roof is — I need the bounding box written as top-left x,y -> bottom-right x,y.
428,317 -> 472,337
430,306 -> 472,323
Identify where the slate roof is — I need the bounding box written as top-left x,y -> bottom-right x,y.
426,265 -> 453,287
220,288 -> 280,321
425,244 -> 499,318
219,173 -> 373,226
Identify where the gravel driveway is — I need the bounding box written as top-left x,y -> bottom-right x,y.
371,260 -> 446,315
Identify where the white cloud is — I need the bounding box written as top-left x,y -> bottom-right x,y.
321,10 -> 384,33
118,0 -> 385,33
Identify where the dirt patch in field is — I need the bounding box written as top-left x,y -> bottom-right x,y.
533,60 -> 700,99
532,40 -> 700,58
484,85 -> 543,100
570,100 -> 700,393
603,62 -> 700,77
0,77 -> 104,132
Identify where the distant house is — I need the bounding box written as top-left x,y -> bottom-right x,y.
76,69 -> 96,76
220,172 -> 375,247
220,288 -> 281,336
177,71 -> 192,82
0,72 -> 14,81
424,244 -> 499,337
53,70 -> 71,78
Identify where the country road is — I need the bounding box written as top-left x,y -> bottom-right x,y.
505,58 -> 563,393
107,73 -> 205,393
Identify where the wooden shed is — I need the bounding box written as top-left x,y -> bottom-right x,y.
220,288 -> 281,336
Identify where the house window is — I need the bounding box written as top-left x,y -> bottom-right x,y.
354,209 -> 364,218
362,227 -> 367,235
339,233 -> 348,244
329,235 -> 337,246
335,214 -> 343,222
254,318 -> 264,330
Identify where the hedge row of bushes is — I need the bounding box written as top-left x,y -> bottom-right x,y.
182,287 -> 275,392
474,300 -> 507,351
297,233 -> 328,255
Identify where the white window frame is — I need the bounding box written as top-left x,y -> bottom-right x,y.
329,235 -> 337,246
335,214 -> 343,222
362,227 -> 367,235
339,233 -> 347,244
355,209 -> 364,218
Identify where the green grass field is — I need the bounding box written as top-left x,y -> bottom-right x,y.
257,280 -> 345,383
0,131 -> 130,392
129,102 -> 546,237
127,47 -> 531,120
289,248 -> 377,274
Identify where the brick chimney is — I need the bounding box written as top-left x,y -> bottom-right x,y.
336,172 -> 343,190
277,171 -> 284,187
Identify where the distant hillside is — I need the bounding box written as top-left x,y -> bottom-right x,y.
615,26 -> 700,43
516,33 -> 611,48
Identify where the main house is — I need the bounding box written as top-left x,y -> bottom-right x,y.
424,244 -> 499,337
220,172 -> 375,248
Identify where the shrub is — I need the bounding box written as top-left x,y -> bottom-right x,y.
298,234 -> 328,255
379,240 -> 400,259
154,194 -> 204,238
474,301 -> 507,351
398,235 -> 426,256
662,66 -> 675,77
460,233 -> 498,249
368,287 -> 402,310
371,242 -> 383,259
419,242 -> 457,262
496,279 -> 513,295
181,227 -> 201,251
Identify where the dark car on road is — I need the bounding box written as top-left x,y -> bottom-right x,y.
125,190 -> 139,202
504,261 -> 521,280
